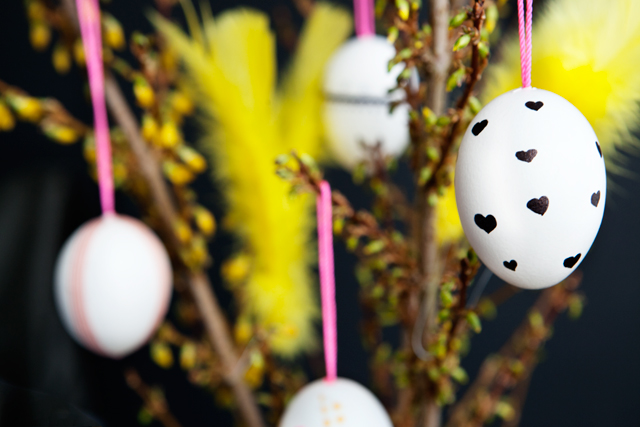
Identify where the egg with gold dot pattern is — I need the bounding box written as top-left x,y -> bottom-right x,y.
279,378 -> 393,427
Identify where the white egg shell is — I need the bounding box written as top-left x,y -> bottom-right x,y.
455,87 -> 606,290
279,377 -> 393,427
323,35 -> 409,169
54,214 -> 172,358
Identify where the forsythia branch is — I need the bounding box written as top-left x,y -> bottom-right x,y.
446,273 -> 583,427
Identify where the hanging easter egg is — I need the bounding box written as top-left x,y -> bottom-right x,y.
323,35 -> 410,169
455,87 -> 606,290
54,214 -> 172,358
279,377 -> 393,427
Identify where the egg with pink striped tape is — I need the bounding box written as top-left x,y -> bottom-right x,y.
54,214 -> 172,358
279,378 -> 393,427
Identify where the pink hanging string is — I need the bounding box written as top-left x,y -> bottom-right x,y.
517,0 -> 533,88
354,0 -> 375,38
76,0 -> 115,215
317,181 -> 337,382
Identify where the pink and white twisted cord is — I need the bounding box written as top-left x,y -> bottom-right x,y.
517,0 -> 533,88
317,181 -> 337,382
75,0 -> 115,215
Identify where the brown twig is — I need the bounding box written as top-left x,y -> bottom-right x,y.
501,363 -> 534,427
418,0 -> 452,425
291,0 -> 315,17
446,273 -> 583,427
105,72 -> 265,427
425,0 -> 487,193
286,152 -> 414,272
0,79 -> 90,135
58,3 -> 266,426
125,369 -> 183,427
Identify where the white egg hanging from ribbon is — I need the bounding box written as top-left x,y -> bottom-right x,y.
279,181 -> 393,427
53,0 -> 173,358
322,0 -> 409,169
454,0 -> 606,290
279,378 -> 393,427
54,215 -> 172,358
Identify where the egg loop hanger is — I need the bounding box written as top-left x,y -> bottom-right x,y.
518,0 -> 533,88
354,0 -> 375,38
75,0 -> 115,216
315,0 -> 379,377
317,181 -> 338,382
412,0 -> 534,361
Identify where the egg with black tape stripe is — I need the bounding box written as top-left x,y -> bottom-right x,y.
323,35 -> 410,169
455,87 -> 606,289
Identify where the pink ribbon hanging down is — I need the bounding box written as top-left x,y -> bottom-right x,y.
317,181 -> 337,382
517,0 -> 533,88
75,0 -> 115,215
354,0 -> 375,38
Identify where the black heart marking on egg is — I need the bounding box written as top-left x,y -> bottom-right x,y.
563,253 -> 581,268
527,196 -> 549,216
474,214 -> 497,234
595,141 -> 602,158
472,120 -> 488,136
525,101 -> 544,111
515,149 -> 538,163
591,191 -> 601,207
503,260 -> 517,271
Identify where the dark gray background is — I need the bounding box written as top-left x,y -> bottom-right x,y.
0,0 -> 638,426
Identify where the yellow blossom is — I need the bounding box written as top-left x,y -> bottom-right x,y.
103,14 -> 125,50
186,235 -> 207,267
244,351 -> 265,388
141,114 -> 159,142
171,91 -> 194,116
52,43 -> 72,74
163,160 -> 193,185
27,1 -> 46,21
193,205 -> 216,236
29,22 -> 50,51
42,121 -> 78,144
112,161 -> 128,188
0,102 -> 15,131
222,253 -> 252,286
179,343 -> 197,369
176,145 -> 207,173
83,135 -> 96,162
159,121 -> 181,148
173,218 -> 193,243
133,78 -> 156,109
8,95 -> 43,122
234,316 -> 253,345
150,341 -> 174,369
73,39 -> 85,66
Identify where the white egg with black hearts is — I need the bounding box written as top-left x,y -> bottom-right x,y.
54,214 -> 172,358
455,87 -> 606,290
279,377 -> 393,427
323,35 -> 409,169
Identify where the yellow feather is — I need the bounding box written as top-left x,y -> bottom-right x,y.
154,4 -> 351,356
435,176 -> 464,246
483,0 -> 640,170
277,4 -> 353,156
